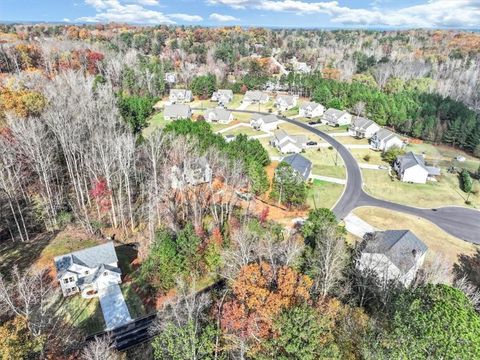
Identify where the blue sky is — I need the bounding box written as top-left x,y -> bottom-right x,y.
1,0 -> 479,28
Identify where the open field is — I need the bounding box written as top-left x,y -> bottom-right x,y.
304,147 -> 346,179
353,206 -> 479,270
307,180 -> 344,210
362,168 -> 480,209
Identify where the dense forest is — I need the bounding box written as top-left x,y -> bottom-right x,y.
1,24 -> 480,359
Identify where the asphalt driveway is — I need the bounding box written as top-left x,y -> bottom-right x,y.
98,284 -> 132,330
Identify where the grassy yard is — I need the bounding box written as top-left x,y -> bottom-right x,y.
246,100 -> 275,113
258,136 -> 281,158
144,112 -> 170,137
58,293 -> 105,335
307,180 -> 344,210
362,168 -> 480,209
282,106 -> 299,117
353,206 -> 479,270
335,135 -> 370,145
304,148 -> 346,179
350,148 -> 387,165
315,124 -> 349,134
222,126 -> 263,137
229,94 -> 243,109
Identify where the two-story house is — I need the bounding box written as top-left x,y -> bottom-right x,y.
299,102 -> 325,119
349,116 -> 381,139
322,109 -> 352,127
169,89 -> 193,103
370,128 -> 404,152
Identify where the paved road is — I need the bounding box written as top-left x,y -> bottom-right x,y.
213,108 -> 480,244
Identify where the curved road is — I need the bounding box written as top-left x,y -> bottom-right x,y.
217,108 -> 480,244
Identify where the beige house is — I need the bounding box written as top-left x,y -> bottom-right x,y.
270,129 -> 307,154
349,116 -> 381,139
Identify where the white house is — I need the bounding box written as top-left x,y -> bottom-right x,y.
54,242 -> 122,299
349,116 -> 381,139
270,129 -> 307,154
250,114 -> 283,132
204,108 -> 234,124
394,152 -> 441,184
357,230 -> 428,287
243,90 -> 269,104
299,102 -> 325,118
211,89 -> 233,105
164,104 -> 192,120
169,89 -> 193,103
370,128 -> 404,152
171,157 -> 213,189
275,95 -> 298,111
322,109 -> 352,127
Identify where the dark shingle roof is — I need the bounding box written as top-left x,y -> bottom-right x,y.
282,154 -> 312,180
363,230 -> 428,273
397,152 -> 427,171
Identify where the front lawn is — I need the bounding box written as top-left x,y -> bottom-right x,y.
353,206 -> 479,270
222,126 -> 264,137
307,180 -> 344,210
350,149 -> 387,165
58,293 -> 105,335
143,112 -> 169,137
362,169 -> 480,209
246,100 -> 275,113
304,148 -> 346,179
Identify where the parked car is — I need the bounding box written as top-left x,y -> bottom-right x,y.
308,121 -> 318,125
306,141 -> 318,146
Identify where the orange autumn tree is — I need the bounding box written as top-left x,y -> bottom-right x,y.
0,84 -> 46,120
220,262 -> 312,340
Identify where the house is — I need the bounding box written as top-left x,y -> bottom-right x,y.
291,57 -> 312,73
275,95 -> 298,111
165,72 -> 177,84
357,230 -> 428,287
169,89 -> 193,103
250,114 -> 283,132
224,134 -> 236,143
322,109 -> 352,127
172,157 -> 213,189
243,90 -> 269,104
164,104 -> 192,120
270,129 -> 307,154
349,116 -> 381,139
54,242 -> 122,298
204,108 -> 234,124
281,154 -> 312,180
299,102 -> 325,118
370,128 -> 404,152
394,152 -> 441,184
211,89 -> 234,105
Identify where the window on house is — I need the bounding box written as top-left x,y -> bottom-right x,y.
63,278 -> 69,284
85,270 -> 89,275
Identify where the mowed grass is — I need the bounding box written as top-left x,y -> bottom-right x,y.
307,180 -> 344,210
58,293 -> 105,335
353,206 -> 479,270
304,148 -> 346,179
229,94 -> 243,109
222,126 -> 263,137
350,149 -> 387,165
362,168 -> 480,208
246,100 -> 275,113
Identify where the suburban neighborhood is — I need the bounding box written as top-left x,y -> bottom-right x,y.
1,7 -> 480,359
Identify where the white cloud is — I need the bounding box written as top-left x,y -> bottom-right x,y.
170,13 -> 204,22
63,18 -> 71,22
209,13 -> 239,22
206,0 -> 480,27
79,0 -> 202,24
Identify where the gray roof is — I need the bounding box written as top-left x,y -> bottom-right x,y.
300,101 -> 322,111
244,90 -> 269,102
205,108 -> 232,122
374,128 -> 398,142
170,89 -> 191,97
363,230 -> 428,273
54,242 -> 118,278
397,152 -> 441,176
276,95 -> 296,106
215,89 -> 233,97
282,154 -> 312,180
351,116 -> 376,131
164,104 -> 191,118
77,264 -> 121,286
323,108 -> 348,124
251,113 -> 281,124
273,129 -> 307,146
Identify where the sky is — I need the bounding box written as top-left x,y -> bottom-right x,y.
1,0 -> 480,29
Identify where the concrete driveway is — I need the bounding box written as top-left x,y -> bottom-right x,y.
98,284 -> 132,330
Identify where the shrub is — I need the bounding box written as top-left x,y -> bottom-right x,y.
363,154 -> 371,162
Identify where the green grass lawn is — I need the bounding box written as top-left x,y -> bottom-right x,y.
304,148 -> 346,179
336,135 -> 369,145
229,94 -> 243,109
350,148 -> 387,165
122,283 -> 147,318
306,180 -> 344,210
282,106 -> 299,117
144,112 -> 169,137
362,168 -> 480,208
246,100 -> 275,113
58,293 -> 105,335
232,112 -> 252,123
258,137 -> 281,158
315,124 -> 349,133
